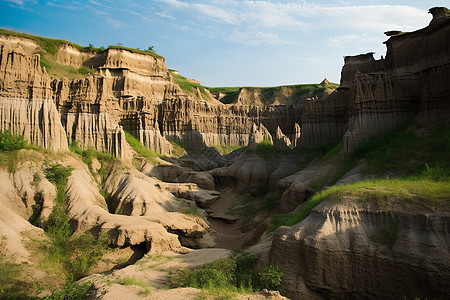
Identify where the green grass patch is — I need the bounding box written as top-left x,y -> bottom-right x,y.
169,256 -> 283,293
171,72 -> 210,100
169,140 -> 187,157
108,45 -> 162,58
319,140 -> 343,162
271,175 -> 450,230
180,207 -> 199,216
0,28 -> 103,55
0,238 -> 28,299
124,130 -> 160,165
69,141 -> 117,182
255,138 -> 276,159
43,163 -> 109,281
39,53 -> 94,79
119,276 -> 151,295
213,144 -> 246,156
42,281 -> 91,300
352,121 -> 450,177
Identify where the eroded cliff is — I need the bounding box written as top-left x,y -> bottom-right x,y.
270,199 -> 450,299
300,7 -> 450,152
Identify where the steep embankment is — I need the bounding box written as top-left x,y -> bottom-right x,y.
270,198 -> 450,299
210,80 -> 338,107
0,30 -> 333,155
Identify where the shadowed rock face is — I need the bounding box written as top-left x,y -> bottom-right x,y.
270,200 -> 450,300
301,7 -> 450,152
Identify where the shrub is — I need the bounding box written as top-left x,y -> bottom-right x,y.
0,130 -> 26,152
43,281 -> 91,300
170,256 -> 284,293
45,163 -> 73,186
67,233 -> 109,280
258,265 -> 284,290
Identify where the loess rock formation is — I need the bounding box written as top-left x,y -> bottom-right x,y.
301,7 -> 450,152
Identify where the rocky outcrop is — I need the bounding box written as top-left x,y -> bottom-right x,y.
0,40 -> 68,151
0,97 -> 68,151
63,112 -> 129,159
300,7 -> 450,153
270,199 -> 450,299
66,168 -> 186,252
273,126 -> 292,150
248,123 -> 273,150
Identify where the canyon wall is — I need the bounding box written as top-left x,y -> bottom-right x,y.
0,34 -> 309,154
1,7 -> 448,157
301,7 -> 450,152
270,199 -> 450,299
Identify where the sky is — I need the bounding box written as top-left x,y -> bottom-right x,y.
0,0 -> 443,87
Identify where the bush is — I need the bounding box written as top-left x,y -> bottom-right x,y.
67,233 -> 109,280
45,164 -> 73,186
0,130 -> 26,152
258,265 -> 284,290
170,256 -> 284,293
43,281 -> 91,300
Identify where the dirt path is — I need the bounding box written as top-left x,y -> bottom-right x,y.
207,188 -> 250,249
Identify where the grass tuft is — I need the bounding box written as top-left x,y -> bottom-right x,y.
169,256 -> 283,294
124,130 -> 160,165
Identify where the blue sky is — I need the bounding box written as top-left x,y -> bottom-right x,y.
0,0 -> 442,87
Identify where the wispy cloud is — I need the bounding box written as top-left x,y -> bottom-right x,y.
46,1 -> 78,10
155,12 -> 175,20
228,29 -> 294,46
159,0 -> 188,9
5,0 -> 36,8
158,0 -> 429,45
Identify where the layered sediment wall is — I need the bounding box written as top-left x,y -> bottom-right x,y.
270,200 -> 450,299
301,7 -> 450,152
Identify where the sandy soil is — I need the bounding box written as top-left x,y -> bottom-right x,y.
206,188 -> 252,249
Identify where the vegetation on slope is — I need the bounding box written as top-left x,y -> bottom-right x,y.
124,130 -> 161,165
169,255 -> 283,297
0,131 -> 110,299
0,29 -> 161,80
271,121 -> 450,230
210,82 -> 339,105
170,70 -> 212,101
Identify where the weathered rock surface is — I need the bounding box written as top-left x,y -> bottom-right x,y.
107,169 -> 209,239
0,97 -> 68,151
270,199 -> 450,299
66,167 -> 185,252
0,33 -> 312,154
301,8 -> 450,152
0,168 -> 46,264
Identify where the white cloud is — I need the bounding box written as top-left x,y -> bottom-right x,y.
46,1 -> 78,10
159,0 -> 188,9
192,3 -> 238,24
155,12 -> 175,20
6,0 -> 36,7
228,29 -> 293,46
158,0 -> 430,45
